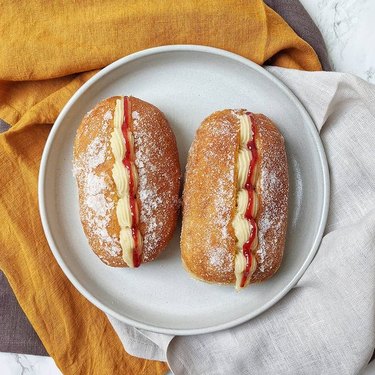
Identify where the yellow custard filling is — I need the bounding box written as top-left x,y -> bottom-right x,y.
232,113 -> 259,289
110,97 -> 141,267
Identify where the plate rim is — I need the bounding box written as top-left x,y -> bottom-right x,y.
38,44 -> 330,335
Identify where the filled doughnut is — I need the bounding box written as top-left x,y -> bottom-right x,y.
73,96 -> 180,267
181,110 -> 288,289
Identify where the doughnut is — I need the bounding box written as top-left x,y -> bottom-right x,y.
181,110 -> 288,289
73,96 -> 181,267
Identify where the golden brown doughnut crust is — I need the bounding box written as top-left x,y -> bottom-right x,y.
181,110 -> 288,285
73,96 -> 180,266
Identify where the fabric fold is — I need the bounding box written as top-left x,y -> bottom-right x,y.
264,0 -> 331,70
0,1 -> 320,82
108,316 -> 173,362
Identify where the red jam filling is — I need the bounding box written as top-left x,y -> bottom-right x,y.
122,97 -> 142,267
240,112 -> 258,287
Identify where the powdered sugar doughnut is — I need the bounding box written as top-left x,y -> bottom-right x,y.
73,96 -> 180,267
181,110 -> 288,289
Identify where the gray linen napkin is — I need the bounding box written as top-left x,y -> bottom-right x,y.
0,0 -> 330,357
0,273 -> 47,356
109,68 -> 375,374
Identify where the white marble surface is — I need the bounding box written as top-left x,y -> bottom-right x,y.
1,0 -> 374,373
0,353 -> 61,374
300,0 -> 375,82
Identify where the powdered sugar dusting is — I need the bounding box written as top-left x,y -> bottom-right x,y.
208,246 -> 232,269
103,110 -> 113,121
134,136 -> 163,256
73,108 -> 121,257
132,111 -> 140,122
182,111 -> 240,279
133,106 -> 179,261
88,139 -> 105,168
257,169 -> 282,271
86,171 -> 107,196
86,191 -> 108,217
206,118 -> 237,274
256,117 -> 288,273
214,176 -> 231,241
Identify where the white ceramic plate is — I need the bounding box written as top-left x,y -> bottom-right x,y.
39,45 -> 329,335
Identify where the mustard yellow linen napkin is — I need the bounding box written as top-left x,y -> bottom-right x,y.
0,1 -> 321,373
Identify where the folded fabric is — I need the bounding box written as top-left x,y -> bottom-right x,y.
264,0 -> 331,70
0,0 -> 321,127
0,1 -> 322,373
113,69 -> 375,374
